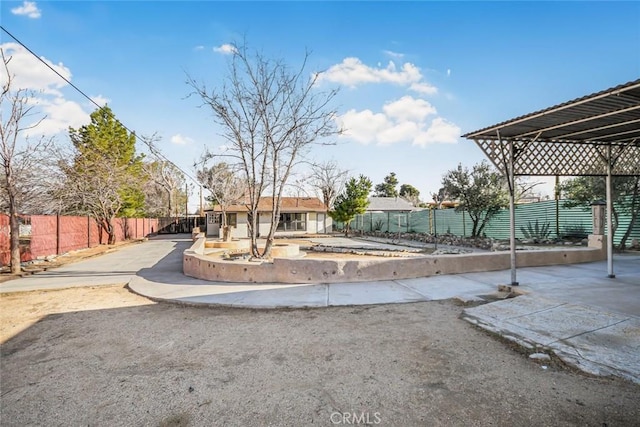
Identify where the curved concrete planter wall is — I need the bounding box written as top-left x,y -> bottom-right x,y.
184,236 -> 606,284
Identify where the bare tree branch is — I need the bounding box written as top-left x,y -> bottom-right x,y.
187,43 -> 340,257
1,48 -> 54,273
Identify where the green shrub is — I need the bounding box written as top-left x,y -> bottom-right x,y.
562,223 -> 588,240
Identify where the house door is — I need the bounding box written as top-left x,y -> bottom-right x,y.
317,213 -> 325,234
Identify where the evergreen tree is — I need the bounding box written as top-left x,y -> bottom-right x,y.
399,184 -> 420,206
374,172 -> 399,197
329,175 -> 372,237
61,106 -> 144,244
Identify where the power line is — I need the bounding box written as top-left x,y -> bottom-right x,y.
0,25 -> 201,186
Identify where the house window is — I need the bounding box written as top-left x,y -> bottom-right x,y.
277,213 -> 306,231
215,213 -> 237,227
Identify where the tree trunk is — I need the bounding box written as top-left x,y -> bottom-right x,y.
222,225 -> 231,242
477,213 -> 493,238
619,178 -> 640,249
471,216 -> 480,238
248,211 -> 260,258
9,205 -> 21,274
105,218 -> 116,245
612,208 -> 619,250
220,209 -> 232,242
262,207 -> 279,259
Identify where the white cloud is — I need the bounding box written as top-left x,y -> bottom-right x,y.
317,57 -> 423,88
23,97 -> 89,138
383,50 -> 404,59
0,42 -> 94,138
90,95 -> 110,107
0,42 -> 71,96
171,134 -> 193,145
377,121 -> 420,146
447,69 -> 451,77
382,96 -> 437,122
338,109 -> 390,145
336,95 -> 459,147
410,82 -> 438,95
11,1 -> 41,18
213,44 -> 237,55
413,118 -> 460,147
194,45 -> 205,51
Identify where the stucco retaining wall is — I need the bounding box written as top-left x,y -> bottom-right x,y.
183,236 -> 607,284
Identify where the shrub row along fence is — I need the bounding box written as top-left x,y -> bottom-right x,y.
343,199 -> 640,246
0,215 -> 160,265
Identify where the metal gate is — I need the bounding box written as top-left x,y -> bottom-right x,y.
157,217 -> 205,234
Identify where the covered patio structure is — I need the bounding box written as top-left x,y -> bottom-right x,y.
464,79 -> 640,285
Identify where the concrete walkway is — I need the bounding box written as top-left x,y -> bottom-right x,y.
2,235 -> 638,383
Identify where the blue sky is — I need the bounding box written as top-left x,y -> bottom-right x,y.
2,1 -> 639,211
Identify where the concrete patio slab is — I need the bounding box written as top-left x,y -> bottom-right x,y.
462,295 -> 640,384
558,318 -> 640,381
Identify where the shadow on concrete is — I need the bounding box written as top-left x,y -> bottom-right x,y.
135,238 -> 214,286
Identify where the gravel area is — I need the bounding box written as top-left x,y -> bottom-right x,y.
1,285 -> 638,426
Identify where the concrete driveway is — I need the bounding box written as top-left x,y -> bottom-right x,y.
0,235 -> 183,293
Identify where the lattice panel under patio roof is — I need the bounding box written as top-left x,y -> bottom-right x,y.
463,79 -> 640,176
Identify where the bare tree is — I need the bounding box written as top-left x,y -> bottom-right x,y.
54,146 -> 133,244
0,49 -> 52,273
196,156 -> 245,241
188,43 -> 339,258
309,159 -> 349,209
143,160 -> 186,217
516,177 -> 544,203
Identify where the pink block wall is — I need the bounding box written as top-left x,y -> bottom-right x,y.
0,214 -> 160,265
0,215 -> 10,265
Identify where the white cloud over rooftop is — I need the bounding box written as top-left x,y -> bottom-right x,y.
336,95 -> 459,147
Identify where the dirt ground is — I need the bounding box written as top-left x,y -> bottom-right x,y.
1,285 -> 638,426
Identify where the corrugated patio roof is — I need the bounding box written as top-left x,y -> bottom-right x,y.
463,79 -> 640,176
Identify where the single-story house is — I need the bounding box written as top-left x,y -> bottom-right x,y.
366,197 -> 418,212
205,197 -> 331,238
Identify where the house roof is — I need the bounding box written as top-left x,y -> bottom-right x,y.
212,197 -> 327,213
366,197 -> 416,212
463,79 -> 640,176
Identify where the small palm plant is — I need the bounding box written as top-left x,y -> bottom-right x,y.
520,219 -> 551,240
372,219 -> 385,232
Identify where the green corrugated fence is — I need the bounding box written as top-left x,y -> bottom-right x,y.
339,199 -> 640,246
